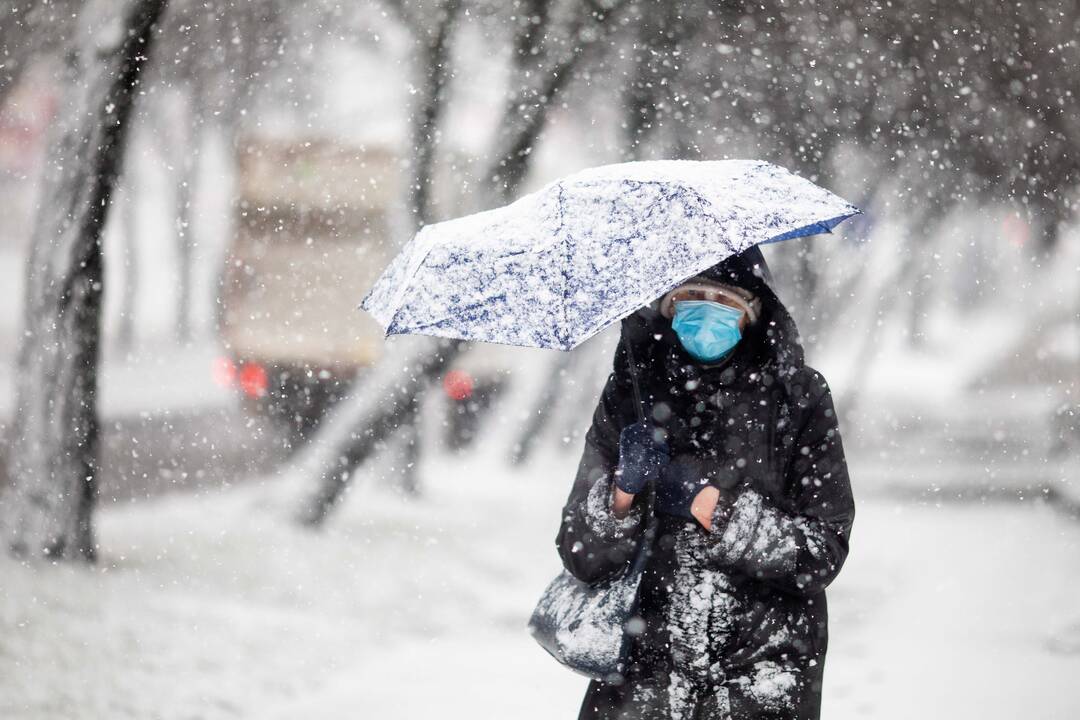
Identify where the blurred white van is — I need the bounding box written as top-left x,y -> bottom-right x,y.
217,135 -> 402,445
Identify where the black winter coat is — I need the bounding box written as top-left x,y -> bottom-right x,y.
556,248 -> 854,720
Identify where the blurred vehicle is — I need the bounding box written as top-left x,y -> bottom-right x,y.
217,135 -> 512,455
218,135 -> 401,447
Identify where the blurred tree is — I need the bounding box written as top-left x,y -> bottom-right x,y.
651,1 -> 1078,338
0,1 -> 83,110
1,0 -> 169,561
484,0 -> 630,200
115,187 -> 140,353
298,0 -> 632,525
150,0 -> 295,343
383,0 -> 466,227
5,0 -> 298,350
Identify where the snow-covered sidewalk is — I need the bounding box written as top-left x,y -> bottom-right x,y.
2,449 -> 1079,719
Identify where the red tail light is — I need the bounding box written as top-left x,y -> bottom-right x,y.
239,362 -> 269,398
212,356 -> 236,387
443,369 -> 474,401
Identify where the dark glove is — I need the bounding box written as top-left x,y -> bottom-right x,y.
614,422 -> 669,494
709,455 -> 743,491
655,455 -> 711,520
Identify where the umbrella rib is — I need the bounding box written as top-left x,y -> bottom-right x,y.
555,183 -> 573,351
385,230 -> 439,331
395,293 -> 507,336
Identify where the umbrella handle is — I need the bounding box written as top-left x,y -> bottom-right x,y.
622,332 -> 647,425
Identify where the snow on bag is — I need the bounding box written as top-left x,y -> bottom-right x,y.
528,495 -> 657,682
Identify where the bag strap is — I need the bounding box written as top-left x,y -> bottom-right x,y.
619,326 -> 658,532
621,330 -> 647,424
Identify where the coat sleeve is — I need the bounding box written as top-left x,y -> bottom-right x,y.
704,373 -> 855,597
555,374 -> 648,584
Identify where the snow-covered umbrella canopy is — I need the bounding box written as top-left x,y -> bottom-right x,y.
362,160 -> 859,350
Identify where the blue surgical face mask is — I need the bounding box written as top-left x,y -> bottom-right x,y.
671,300 -> 744,363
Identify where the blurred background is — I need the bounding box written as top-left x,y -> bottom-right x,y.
1,1 -> 1079,718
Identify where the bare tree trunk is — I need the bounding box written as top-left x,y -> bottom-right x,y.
404,0 -> 463,228
301,0 -> 464,513
505,0 -> 643,461
296,337 -> 460,526
116,186 -> 140,354
175,120 -> 198,343
905,198 -> 949,350
510,350 -> 576,466
1,0 -> 168,562
621,0 -> 684,161
485,0 -> 631,202
839,202 -> 947,423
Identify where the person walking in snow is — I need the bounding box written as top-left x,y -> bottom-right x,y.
557,245 -> 855,720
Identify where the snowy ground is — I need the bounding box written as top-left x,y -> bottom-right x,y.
2,445 -> 1079,720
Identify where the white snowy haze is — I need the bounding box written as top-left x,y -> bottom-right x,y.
1,1 -> 1079,718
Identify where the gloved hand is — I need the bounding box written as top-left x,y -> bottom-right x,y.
655,455 -> 711,520
614,422 -> 669,494
709,455 -> 744,491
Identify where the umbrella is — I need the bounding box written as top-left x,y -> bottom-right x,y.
362,160 -> 858,351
